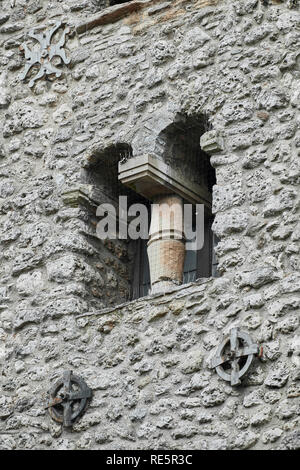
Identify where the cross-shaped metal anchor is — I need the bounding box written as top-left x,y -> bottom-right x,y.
210,328 -> 259,386
47,371 -> 92,427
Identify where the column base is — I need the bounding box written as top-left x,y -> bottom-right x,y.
147,237 -> 185,289
150,279 -> 182,295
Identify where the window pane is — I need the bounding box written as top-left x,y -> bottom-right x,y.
140,238 -> 150,297
183,248 -> 197,283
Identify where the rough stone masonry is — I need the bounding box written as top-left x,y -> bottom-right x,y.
0,0 -> 299,450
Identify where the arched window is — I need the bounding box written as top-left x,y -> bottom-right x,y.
85,116 -> 218,304
84,143 -> 150,306
127,115 -> 219,299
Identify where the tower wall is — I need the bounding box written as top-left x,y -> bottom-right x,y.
0,0 -> 299,450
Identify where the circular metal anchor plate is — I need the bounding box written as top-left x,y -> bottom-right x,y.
48,371 -> 92,427
211,328 -> 259,386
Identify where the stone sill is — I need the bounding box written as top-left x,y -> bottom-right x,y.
78,276 -> 213,318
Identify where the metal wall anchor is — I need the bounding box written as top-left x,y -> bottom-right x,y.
210,328 -> 259,386
47,371 -> 92,427
19,21 -> 70,88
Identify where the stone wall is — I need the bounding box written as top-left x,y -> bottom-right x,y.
0,0 -> 299,450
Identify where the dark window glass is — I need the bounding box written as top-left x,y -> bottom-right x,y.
109,0 -> 130,5
132,238 -> 151,300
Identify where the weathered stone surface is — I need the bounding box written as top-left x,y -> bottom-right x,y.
276,399 -> 297,420
16,271 -> 44,296
0,0 -> 298,451
265,365 -> 290,388
0,72 -> 10,109
201,386 -> 226,408
236,267 -> 279,289
263,189 -> 296,217
250,405 -> 272,427
180,351 -> 203,375
212,184 -> 245,213
230,430 -> 259,450
243,389 -> 263,408
278,431 -> 300,450
262,428 -> 283,444
212,209 -> 249,238
276,315 -> 299,334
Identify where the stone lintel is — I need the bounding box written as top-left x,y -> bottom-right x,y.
118,154 -> 212,206
76,0 -> 153,34
75,0 -> 220,35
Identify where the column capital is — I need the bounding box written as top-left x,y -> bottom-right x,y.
118,154 -> 211,206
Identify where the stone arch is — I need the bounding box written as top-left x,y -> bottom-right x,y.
156,113 -> 215,194
130,108 -> 181,158
82,141 -> 133,169
130,110 -> 215,207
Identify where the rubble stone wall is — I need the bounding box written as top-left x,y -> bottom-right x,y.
0,0 -> 299,450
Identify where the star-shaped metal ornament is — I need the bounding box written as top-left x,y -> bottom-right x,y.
19,21 -> 70,88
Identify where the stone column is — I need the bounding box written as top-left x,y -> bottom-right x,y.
147,194 -> 185,293
118,154 -> 211,294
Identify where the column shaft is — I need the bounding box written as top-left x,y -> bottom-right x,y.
147,194 -> 185,293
